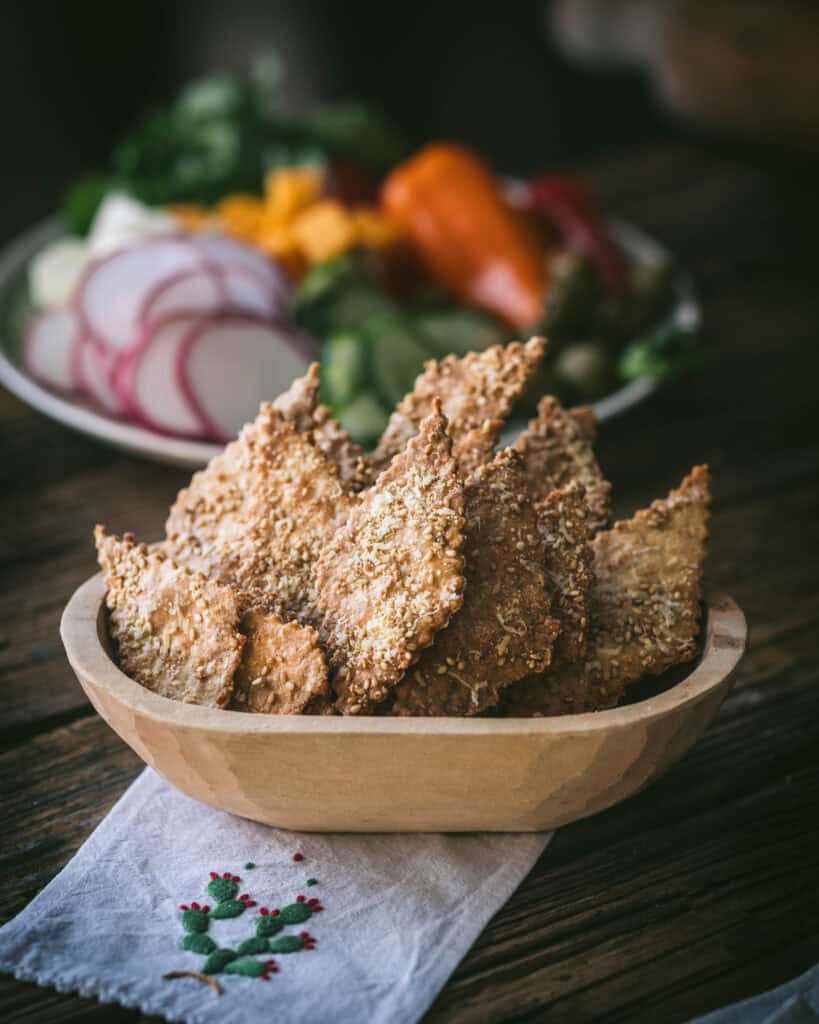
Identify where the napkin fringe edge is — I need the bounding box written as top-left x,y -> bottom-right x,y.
0,961 -> 215,1024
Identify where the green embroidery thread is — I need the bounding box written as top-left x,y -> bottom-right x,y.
203,948 -> 238,974
182,933 -> 217,955
237,936 -> 270,956
173,869 -> 324,985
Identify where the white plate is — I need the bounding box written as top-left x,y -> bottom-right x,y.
0,217 -> 700,468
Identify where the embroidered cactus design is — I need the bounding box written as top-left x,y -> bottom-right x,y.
173,869 -> 323,986
225,958 -> 279,978
182,933 -> 217,955
203,948 -> 238,974
179,903 -> 211,932
268,931 -> 316,954
255,914 -> 285,938
207,872 -> 240,903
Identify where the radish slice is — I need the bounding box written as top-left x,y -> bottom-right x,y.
28,238 -> 89,309
24,308 -> 79,392
195,234 -> 290,301
122,316 -> 207,438
76,236 -> 204,352
140,267 -> 225,326
78,337 -> 126,416
182,315 -> 310,441
217,265 -> 284,320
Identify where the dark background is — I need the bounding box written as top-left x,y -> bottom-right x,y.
0,0 -> 668,241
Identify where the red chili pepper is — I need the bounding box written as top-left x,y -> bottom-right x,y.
525,174 -> 626,292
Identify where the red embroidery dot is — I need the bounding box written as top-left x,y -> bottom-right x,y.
223,872 -> 231,878
307,898 -> 319,907
246,901 -> 257,908
191,902 -> 200,910
239,893 -> 249,901
202,905 -> 210,913
296,895 -> 305,903
270,909 -> 280,917
179,904 -> 188,911
232,874 -> 241,882
260,974 -> 270,981
292,852 -> 304,862
259,907 -> 269,916
209,872 -> 218,879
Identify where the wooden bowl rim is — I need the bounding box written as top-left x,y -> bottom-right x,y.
61,574 -> 746,736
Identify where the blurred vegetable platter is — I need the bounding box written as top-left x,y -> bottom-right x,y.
21,56 -> 699,449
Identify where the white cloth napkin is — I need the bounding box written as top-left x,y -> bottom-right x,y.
0,769 -> 549,1024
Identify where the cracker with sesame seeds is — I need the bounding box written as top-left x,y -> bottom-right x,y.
504,465 -> 710,716
317,406 -> 467,715
369,337 -> 546,478
539,481 -> 595,664
391,448 -> 559,716
165,404 -> 352,625
514,396 -> 611,533
503,482 -> 594,715
233,609 -> 329,714
95,526 -> 243,708
273,363 -> 371,491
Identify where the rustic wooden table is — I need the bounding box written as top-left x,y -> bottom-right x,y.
1,143 -> 818,1023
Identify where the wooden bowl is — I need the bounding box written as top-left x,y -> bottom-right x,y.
61,576 -> 746,832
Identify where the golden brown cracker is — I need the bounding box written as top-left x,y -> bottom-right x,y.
165,404 -> 352,625
514,395 -> 611,532
538,482 -> 595,664
391,448 -> 559,716
370,337 -> 546,478
317,407 -> 466,714
274,363 -> 370,491
95,526 -> 243,708
233,609 -> 329,714
505,465 -> 710,716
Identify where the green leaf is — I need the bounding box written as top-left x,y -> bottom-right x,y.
303,104 -> 409,172
62,176 -> 114,235
294,253 -> 362,311
618,322 -> 704,384
175,75 -> 243,121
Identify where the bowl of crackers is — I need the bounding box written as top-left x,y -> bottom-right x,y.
61,337 -> 746,832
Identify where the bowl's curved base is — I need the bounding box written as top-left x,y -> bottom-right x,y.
62,578 -> 746,832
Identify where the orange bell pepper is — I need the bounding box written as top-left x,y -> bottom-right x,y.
381,144 -> 549,330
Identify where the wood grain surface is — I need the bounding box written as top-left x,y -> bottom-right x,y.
2,142 -> 819,1021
